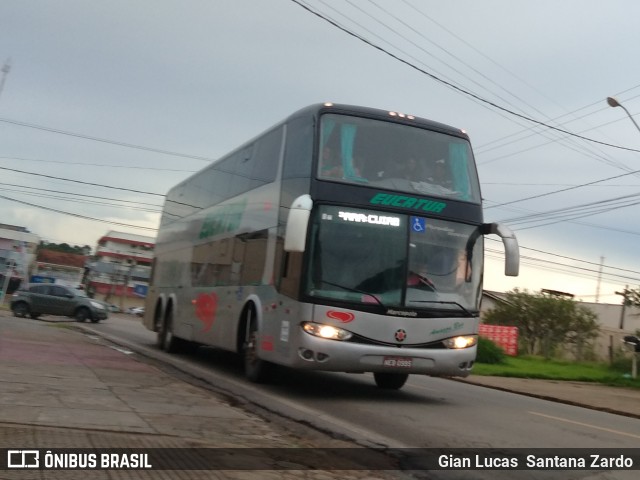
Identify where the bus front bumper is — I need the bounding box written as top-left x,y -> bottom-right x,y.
287,333 -> 477,378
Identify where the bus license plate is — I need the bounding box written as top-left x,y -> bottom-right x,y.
383,356 -> 413,368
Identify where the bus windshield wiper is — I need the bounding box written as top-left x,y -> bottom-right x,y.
320,280 -> 386,308
409,300 -> 474,317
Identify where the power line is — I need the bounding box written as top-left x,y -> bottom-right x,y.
476,88 -> 640,155
486,248 -> 640,283
486,167 -> 640,209
316,0 -> 613,168
318,2 -> 640,213
0,166 -> 200,209
0,194 -> 157,231
486,200 -> 640,237
502,192 -> 640,224
0,165 -> 164,196
386,0 -> 625,173
291,0 -> 640,155
487,237 -> 640,277
1,186 -> 163,213
0,155 -> 198,173
0,116 -> 215,162
0,182 -> 164,207
305,0 -> 640,225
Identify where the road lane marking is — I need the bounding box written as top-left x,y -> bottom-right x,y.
529,411 -> 640,440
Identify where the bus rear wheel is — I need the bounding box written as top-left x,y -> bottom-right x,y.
243,308 -> 271,383
159,309 -> 180,353
159,308 -> 195,354
373,372 -> 409,390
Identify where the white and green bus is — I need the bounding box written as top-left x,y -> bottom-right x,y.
144,103 -> 519,390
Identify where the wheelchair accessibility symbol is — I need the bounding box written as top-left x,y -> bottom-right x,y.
411,217 -> 426,233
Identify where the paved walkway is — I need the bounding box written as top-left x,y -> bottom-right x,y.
459,375 -> 640,419
0,314 -> 401,479
1,311 -> 640,479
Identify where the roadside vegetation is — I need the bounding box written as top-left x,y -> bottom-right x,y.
474,336 -> 640,389
477,289 -> 640,389
482,289 -> 599,360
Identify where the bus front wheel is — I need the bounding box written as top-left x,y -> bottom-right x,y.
373,372 -> 409,390
243,308 -> 271,383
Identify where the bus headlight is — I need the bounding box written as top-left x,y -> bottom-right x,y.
302,322 -> 353,341
443,335 -> 478,349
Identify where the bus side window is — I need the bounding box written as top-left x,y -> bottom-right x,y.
251,126 -> 283,188
283,117 -> 313,180
228,149 -> 252,199
278,251 -> 302,298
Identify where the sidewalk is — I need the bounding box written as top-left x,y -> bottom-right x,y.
0,314 -> 401,480
459,375 -> 640,419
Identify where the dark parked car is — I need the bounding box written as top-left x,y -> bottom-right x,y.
10,284 -> 109,323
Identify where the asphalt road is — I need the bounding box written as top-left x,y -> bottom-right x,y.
85,315 -> 640,448
66,313 -> 640,480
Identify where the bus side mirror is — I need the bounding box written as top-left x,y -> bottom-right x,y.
482,223 -> 520,277
284,194 -> 313,252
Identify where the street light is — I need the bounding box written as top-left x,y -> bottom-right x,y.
606,96 -> 640,134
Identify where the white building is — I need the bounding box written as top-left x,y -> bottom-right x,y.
0,224 -> 39,300
87,231 -> 155,309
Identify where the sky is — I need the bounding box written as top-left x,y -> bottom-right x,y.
1,0 -> 640,303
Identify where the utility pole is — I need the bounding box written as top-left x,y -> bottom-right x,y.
0,58 -> 11,101
595,256 -> 604,303
615,285 -> 629,330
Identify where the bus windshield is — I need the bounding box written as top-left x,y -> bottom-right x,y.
306,205 -> 483,314
318,113 -> 481,204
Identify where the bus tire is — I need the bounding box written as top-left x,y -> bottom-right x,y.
243,307 -> 271,383
155,306 -> 165,349
159,308 -> 196,354
373,372 -> 409,390
159,308 -> 181,353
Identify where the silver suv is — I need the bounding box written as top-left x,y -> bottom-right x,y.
11,284 -> 109,323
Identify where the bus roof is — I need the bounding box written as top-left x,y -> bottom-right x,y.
287,102 -> 470,140
167,103 -> 471,195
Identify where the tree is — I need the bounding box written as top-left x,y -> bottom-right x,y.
626,287 -> 640,307
37,241 -> 92,255
483,289 -> 599,359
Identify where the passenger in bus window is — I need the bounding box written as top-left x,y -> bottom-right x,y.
320,146 -> 344,178
321,146 -> 361,179
398,157 -> 426,181
427,159 -> 454,189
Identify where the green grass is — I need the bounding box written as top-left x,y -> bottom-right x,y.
473,355 -> 640,389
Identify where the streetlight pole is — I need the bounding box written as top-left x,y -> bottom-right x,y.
606,96 -> 640,134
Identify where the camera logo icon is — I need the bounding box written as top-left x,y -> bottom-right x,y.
7,450 -> 40,468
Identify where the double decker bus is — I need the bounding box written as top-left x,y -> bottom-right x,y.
144,103 -> 519,390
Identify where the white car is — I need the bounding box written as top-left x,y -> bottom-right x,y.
128,306 -> 145,317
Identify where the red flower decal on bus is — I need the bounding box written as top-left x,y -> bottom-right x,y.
194,292 -> 218,332
326,310 -> 355,323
